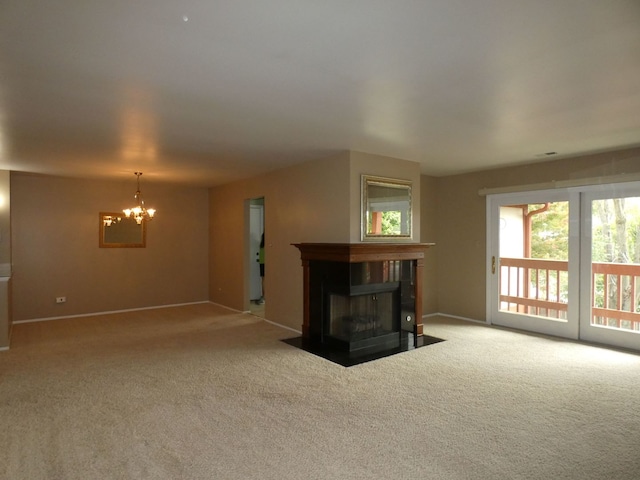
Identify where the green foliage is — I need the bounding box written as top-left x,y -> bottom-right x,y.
367,211 -> 403,235
591,198 -> 640,263
381,211 -> 401,235
529,199 -> 640,263
591,198 -> 640,313
530,202 -> 569,260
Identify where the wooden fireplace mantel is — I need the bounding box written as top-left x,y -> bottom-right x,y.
292,242 -> 435,263
293,243 -> 434,347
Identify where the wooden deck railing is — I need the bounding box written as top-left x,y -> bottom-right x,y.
500,257 -> 640,332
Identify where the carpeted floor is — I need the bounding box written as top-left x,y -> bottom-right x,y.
1,303 -> 639,479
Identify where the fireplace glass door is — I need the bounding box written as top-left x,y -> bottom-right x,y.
326,288 -> 400,352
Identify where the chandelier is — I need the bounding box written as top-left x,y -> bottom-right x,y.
123,172 -> 156,224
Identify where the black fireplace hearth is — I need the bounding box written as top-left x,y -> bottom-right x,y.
282,331 -> 445,367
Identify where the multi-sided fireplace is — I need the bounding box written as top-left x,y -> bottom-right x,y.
293,243 -> 434,356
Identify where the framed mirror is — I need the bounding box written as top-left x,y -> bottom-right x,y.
99,212 -> 146,248
362,175 -> 412,241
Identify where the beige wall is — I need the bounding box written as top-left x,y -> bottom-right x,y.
209,151 -> 423,332
11,173 -> 209,321
209,152 -> 351,331
420,174 -> 438,313
435,147 -> 640,321
0,171 -> 10,272
0,171 -> 10,347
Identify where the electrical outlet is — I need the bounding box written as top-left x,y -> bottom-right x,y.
56,296 -> 66,304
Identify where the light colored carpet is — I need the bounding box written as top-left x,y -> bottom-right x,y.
1,303 -> 639,480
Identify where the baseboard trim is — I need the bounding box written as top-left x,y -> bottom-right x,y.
423,312 -> 488,325
262,317 -> 302,334
236,304 -> 302,335
12,301 -> 211,325
207,301 -> 248,314
12,305 -> 485,335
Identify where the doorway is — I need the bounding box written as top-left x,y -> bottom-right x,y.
247,198 -> 265,318
487,182 -> 640,351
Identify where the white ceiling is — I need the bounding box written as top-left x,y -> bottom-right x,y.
1,1 -> 639,187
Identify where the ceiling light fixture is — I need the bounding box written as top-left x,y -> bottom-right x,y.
123,172 -> 156,224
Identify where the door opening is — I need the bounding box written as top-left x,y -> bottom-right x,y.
247,197 -> 264,317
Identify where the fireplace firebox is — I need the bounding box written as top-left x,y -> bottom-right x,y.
293,243 -> 434,355
326,284 -> 400,352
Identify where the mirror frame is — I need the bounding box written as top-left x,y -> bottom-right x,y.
361,175 -> 413,241
99,212 -> 146,248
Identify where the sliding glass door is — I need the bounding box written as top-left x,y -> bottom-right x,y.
580,185 -> 640,350
488,182 -> 640,351
487,190 -> 580,339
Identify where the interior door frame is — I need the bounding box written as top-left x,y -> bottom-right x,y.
249,203 -> 264,301
244,197 -> 265,311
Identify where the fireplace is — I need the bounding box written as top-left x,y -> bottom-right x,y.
326,284 -> 400,352
293,243 -> 434,356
